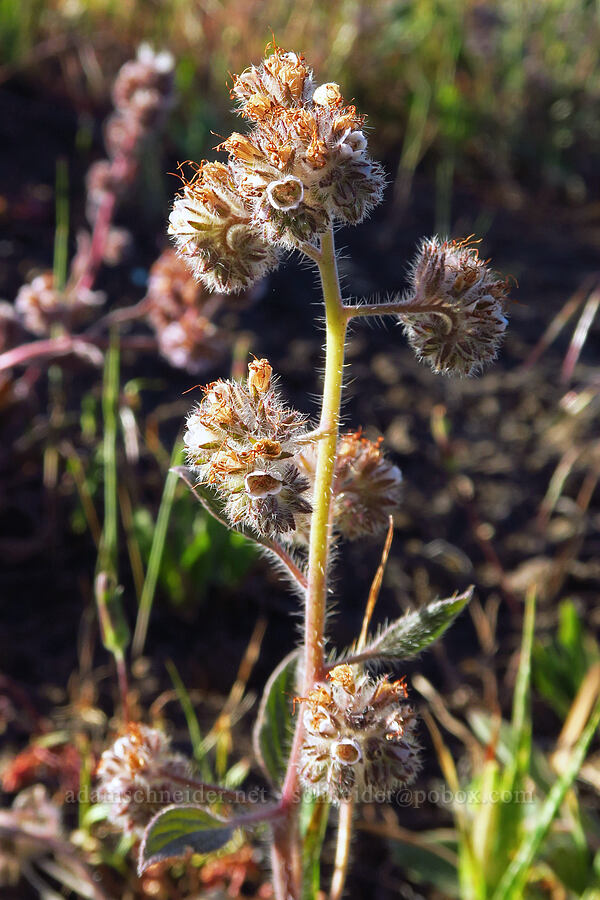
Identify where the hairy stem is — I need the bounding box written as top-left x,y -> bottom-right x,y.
304,226 -> 347,691
344,298 -> 453,323
271,228 -> 348,900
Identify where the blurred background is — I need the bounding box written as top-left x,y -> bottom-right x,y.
1,2 -> 600,898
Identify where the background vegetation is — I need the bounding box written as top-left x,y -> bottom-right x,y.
1,2 -> 599,898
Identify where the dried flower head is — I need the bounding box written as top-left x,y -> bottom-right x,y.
298,431 -> 402,540
169,161 -> 281,293
184,360 -> 311,536
14,271 -> 104,336
96,723 -> 192,837
298,665 -> 421,803
399,237 -> 509,376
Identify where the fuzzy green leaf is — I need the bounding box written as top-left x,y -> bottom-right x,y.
342,588 -> 473,665
138,805 -> 234,874
253,650 -> 299,788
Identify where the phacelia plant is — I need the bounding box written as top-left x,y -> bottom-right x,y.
98,43 -> 511,899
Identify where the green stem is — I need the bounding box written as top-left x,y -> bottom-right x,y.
304,227 -> 347,692
272,228 -> 347,900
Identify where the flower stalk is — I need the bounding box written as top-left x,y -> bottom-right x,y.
304,226 -> 347,691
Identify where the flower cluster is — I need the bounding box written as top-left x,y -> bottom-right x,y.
86,44 -> 175,225
298,665 -> 421,803
184,359 -> 312,537
298,431 -> 402,540
95,723 -> 192,837
168,161 -> 280,293
14,271 -> 104,337
169,44 -> 385,292
145,249 -> 228,373
399,237 -> 509,376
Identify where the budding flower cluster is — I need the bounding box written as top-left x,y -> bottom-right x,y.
95,724 -> 192,837
145,249 -> 228,373
399,237 -> 509,377
298,665 -> 421,804
298,431 -> 402,541
184,359 -> 311,537
169,44 -> 385,292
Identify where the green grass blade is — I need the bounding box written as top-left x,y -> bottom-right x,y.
165,658 -> 211,781
503,586 -> 535,792
492,698 -> 600,900
98,332 -> 120,577
53,157 -> 69,292
132,439 -> 182,657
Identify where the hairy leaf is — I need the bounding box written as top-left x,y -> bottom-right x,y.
341,588 -> 473,665
138,805 -> 234,874
253,650 -> 300,788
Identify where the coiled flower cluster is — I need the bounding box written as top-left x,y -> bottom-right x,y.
95,724 -> 192,837
298,665 -> 421,803
298,431 -> 402,540
169,44 -> 385,292
399,237 -> 509,376
184,359 -> 312,537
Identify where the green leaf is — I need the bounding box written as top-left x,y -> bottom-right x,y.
253,650 -> 300,788
341,588 -> 473,665
390,838 -> 460,897
138,805 -> 234,874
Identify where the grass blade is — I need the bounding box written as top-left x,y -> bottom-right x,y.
491,698 -> 600,900
132,438 -> 182,657
98,332 -> 119,576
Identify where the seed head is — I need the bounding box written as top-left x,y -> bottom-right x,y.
95,723 -> 192,837
399,237 -> 509,376
184,361 -> 311,537
298,665 -> 421,803
169,161 -> 281,293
